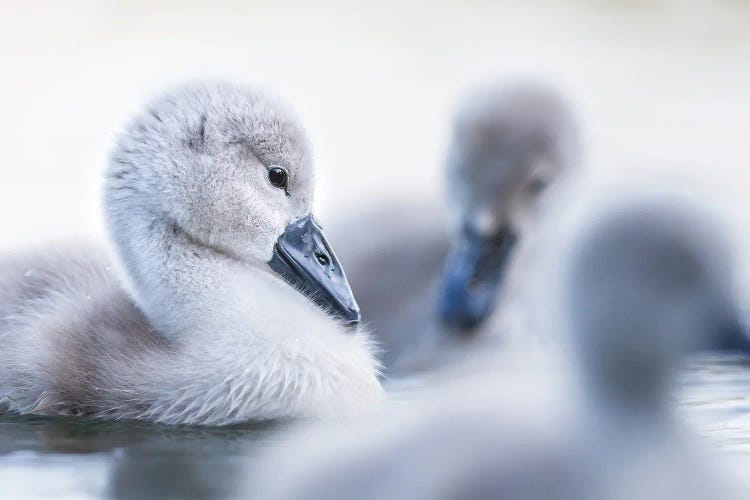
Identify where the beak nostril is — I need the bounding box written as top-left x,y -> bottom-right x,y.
315,252 -> 330,266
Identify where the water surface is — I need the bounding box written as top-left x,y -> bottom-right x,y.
3,354 -> 750,499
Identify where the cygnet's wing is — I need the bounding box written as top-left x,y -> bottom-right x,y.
0,243 -> 162,417
0,243 -> 114,327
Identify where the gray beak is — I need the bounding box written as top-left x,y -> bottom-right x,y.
436,224 -> 517,333
269,214 -> 360,326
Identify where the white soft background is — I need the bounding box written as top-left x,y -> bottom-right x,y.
0,0 -> 749,249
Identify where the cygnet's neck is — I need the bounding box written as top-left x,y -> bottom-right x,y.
109,208 -> 292,340
103,204 -> 384,423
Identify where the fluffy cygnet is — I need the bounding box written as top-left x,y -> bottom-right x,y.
0,82 -> 382,425
332,81 -> 581,371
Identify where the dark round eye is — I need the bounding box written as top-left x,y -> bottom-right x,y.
268,166 -> 289,193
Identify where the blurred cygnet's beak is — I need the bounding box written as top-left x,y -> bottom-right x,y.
269,214 -> 360,327
436,223 -> 517,333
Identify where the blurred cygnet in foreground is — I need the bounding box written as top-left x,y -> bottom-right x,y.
256,197 -> 744,500
333,81 -> 581,372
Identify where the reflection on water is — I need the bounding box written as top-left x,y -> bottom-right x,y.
2,354 -> 750,499
0,415 -> 287,499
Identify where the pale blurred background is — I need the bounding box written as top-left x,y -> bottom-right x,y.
1,0 -> 749,249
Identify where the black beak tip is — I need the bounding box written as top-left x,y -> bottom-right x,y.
340,306 -> 361,327
438,305 -> 487,335
343,319 -> 360,331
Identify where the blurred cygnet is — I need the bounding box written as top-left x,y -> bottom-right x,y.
333,81 -> 581,371
256,197 -> 744,500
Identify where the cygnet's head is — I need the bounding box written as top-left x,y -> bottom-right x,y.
105,82 -> 359,328
565,199 -> 742,413
438,81 -> 581,332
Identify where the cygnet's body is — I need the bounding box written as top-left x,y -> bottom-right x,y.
257,198 -> 743,500
332,81 -> 581,371
0,82 -> 382,425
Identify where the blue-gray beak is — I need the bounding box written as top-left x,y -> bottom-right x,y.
269,214 -> 360,327
436,224 -> 517,333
